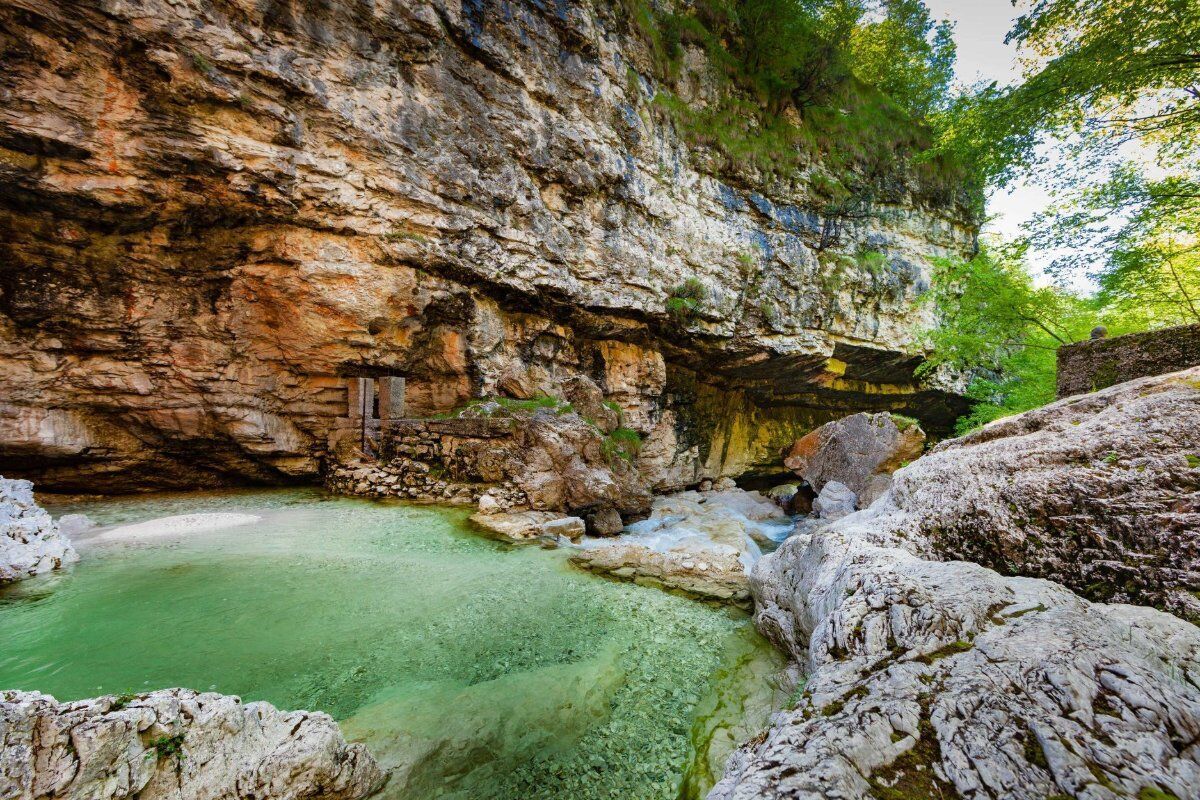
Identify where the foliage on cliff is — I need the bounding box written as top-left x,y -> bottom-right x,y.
622,0 -> 963,201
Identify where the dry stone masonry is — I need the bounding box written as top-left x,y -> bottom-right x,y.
1057,322 -> 1200,398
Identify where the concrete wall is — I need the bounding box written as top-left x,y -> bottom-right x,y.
1057,323 -> 1200,398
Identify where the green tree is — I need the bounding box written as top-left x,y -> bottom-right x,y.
919,246 -> 1095,431
848,0 -> 956,117
933,0 -> 1200,314
937,0 -> 1200,185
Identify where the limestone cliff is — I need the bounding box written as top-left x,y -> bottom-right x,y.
0,0 -> 976,492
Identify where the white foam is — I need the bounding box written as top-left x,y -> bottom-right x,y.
95,513 -> 261,542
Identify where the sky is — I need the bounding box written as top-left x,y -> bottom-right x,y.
922,0 -> 1054,245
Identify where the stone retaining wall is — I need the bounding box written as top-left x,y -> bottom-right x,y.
325,418 -> 529,507
1056,323 -> 1200,398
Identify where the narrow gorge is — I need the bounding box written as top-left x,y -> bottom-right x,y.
2,1 -> 1197,800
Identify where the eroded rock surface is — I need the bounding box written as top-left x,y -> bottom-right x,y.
893,367 -> 1200,621
710,370 -> 1200,800
570,488 -> 794,604
0,477 -> 78,584
784,411 -> 925,507
0,688 -> 382,800
0,0 -> 974,493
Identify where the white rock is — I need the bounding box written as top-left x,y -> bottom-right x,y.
812,480 -> 857,519
0,477 -> 78,584
56,513 -> 95,536
0,688 -> 381,800
710,370 -> 1200,800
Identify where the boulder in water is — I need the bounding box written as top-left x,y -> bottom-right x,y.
585,505 -> 624,536
470,510 -> 585,544
0,477 -> 78,584
56,513 -> 95,536
812,481 -> 857,520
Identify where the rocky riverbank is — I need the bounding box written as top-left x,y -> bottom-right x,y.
570,485 -> 795,605
1,688 -> 381,800
711,368 -> 1200,800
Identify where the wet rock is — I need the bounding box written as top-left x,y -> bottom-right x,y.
784,412 -> 925,507
585,506 -> 625,536
0,688 -> 381,800
812,480 -> 857,520
571,543 -> 751,605
469,510 -> 582,544
0,477 -> 78,584
540,516 -> 586,542
710,369 -> 1200,800
764,483 -> 814,515
571,489 -> 794,604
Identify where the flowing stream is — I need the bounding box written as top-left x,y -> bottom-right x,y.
0,489 -> 784,799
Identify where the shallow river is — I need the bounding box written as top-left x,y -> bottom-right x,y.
0,489 -> 783,799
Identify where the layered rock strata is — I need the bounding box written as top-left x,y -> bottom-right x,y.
0,476 -> 78,584
709,369 -> 1200,800
0,688 -> 382,800
0,0 -> 975,494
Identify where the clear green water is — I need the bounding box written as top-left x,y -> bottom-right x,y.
0,489 -> 782,799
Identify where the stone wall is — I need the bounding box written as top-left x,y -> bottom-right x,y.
1057,323 -> 1200,398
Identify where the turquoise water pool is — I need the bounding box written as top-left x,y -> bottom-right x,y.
0,489 -> 782,799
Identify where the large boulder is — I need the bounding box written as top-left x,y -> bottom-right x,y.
502,409 -> 651,518
710,368 -> 1200,800
890,366 -> 1200,621
783,412 -> 925,508
1,477 -> 78,584
0,689 -> 382,800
